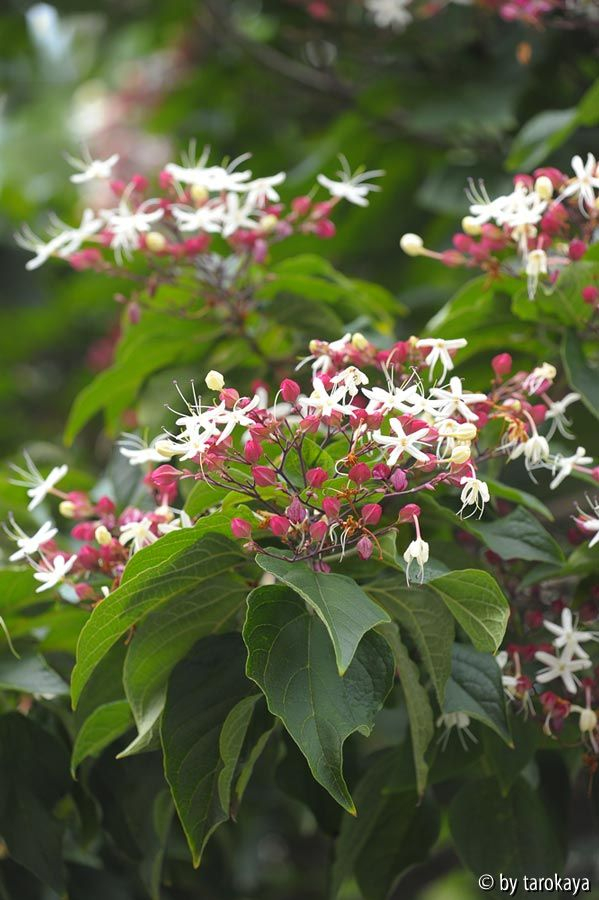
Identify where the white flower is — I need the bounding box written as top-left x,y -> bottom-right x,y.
550,446 -> 593,490
104,193 -> 164,261
365,0 -> 413,30
15,226 -> 73,271
118,434 -> 165,466
525,248 -> 548,300
330,366 -> 369,397
212,395 -> 263,444
403,537 -> 429,585
219,193 -> 260,237
543,608 -> 598,660
363,383 -> 423,415
465,179 -> 504,227
242,172 -> 287,205
9,453 -> 68,511
507,421 -> 550,475
157,510 -> 192,535
523,362 -> 556,395
372,418 -> 431,466
299,381 -> 355,418
459,474 -> 490,518
436,712 -> 476,751
574,497 -> 599,549
171,202 -> 224,234
119,518 -> 158,553
534,646 -> 591,695
4,517 -> 57,562
317,156 -> 384,207
496,651 -> 519,693
429,377 -> 486,422
33,554 -> 77,593
557,153 -> 599,215
66,150 -> 119,183
544,392 -> 580,440
165,146 -> 253,193
416,337 -> 467,381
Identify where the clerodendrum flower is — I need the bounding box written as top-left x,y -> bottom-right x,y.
557,152 -> 599,215
4,517 -> 58,562
459,473 -> 490,518
65,149 -> 120,183
416,338 -> 468,381
9,453 -> 68,511
429,377 -> 486,422
372,418 -> 431,465
33,554 -> 77,593
543,608 -> 598,660
534,647 -> 591,695
317,156 -> 385,207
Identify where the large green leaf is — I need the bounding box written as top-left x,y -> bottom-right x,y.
562,330 -> 599,420
122,563 -> 248,752
430,570 -> 509,653
364,572 -> 454,705
0,652 -> 68,697
391,630 -> 435,796
449,776 -> 564,879
72,531 -> 246,707
443,643 -> 511,744
255,553 -> 390,675
484,478 -> 553,522
71,700 -> 134,774
244,585 -> 394,812
475,507 -> 564,565
160,634 -> 255,865
0,713 -> 70,892
331,753 -> 440,900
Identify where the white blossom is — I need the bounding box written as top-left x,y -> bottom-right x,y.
4,517 -> 58,562
459,474 -> 490,518
403,536 -> 430,585
543,608 -> 598,660
544,392 -> 580,440
534,647 -> 591,695
317,157 -> 384,207
549,446 -> 593,490
372,418 -> 431,466
416,337 -> 467,381
557,153 -> 599,215
66,150 -> 119,183
33,554 -> 77,593
119,518 -> 158,553
365,0 -> 413,30
429,377 -> 486,422
9,453 -> 68,510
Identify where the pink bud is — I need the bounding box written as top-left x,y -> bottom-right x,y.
287,497 -> 307,524
110,179 -> 126,196
150,464 -> 181,490
252,466 -> 277,487
131,174 -> 149,192
231,518 -> 252,539
183,235 -> 211,255
452,233 -> 473,254
253,239 -> 268,264
441,250 -> 464,267
270,515 -> 291,536
314,219 -> 336,239
306,467 -> 328,488
492,353 -> 512,376
569,239 -> 587,261
362,503 -> 382,526
390,469 -> 408,491
356,536 -> 374,560
159,170 -> 173,189
323,497 -> 340,519
127,301 -> 141,325
310,520 -> 328,542
399,503 -> 421,523
530,404 -> 547,425
95,495 -> 116,516
71,522 -> 97,541
582,285 -> 599,305
372,463 -> 391,481
220,388 -> 240,408
591,467 -> 599,483
292,195 -> 312,215
299,415 -> 320,433
244,440 -> 263,463
281,379 -> 300,402
75,583 -> 95,601
348,463 -> 370,484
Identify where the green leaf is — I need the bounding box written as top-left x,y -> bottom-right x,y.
0,713 -> 70,891
0,652 -> 68,697
444,643 -> 511,744
183,481 -> 230,517
364,572 -> 454,705
160,634 -> 254,866
506,109 -> 577,172
429,570 -> 509,653
449,776 -> 564,879
378,530 -> 450,582
122,562 -> 248,752
244,585 -> 394,812
562,330 -> 599,420
482,716 -> 538,794
71,700 -> 134,774
218,694 -> 274,816
392,631 -> 435,796
475,508 -> 564,565
331,753 -> 440,900
72,531 -> 246,707
484,477 -> 553,522
255,553 -> 390,675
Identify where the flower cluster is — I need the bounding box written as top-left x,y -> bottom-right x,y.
15,148 -> 383,272
4,336 -> 596,600
292,0 -> 598,30
401,154 -> 599,302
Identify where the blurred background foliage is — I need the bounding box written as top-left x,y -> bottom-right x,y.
0,2 -> 598,898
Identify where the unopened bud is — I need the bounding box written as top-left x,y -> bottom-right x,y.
154,439 -> 178,459
259,214 -> 278,234
461,216 -> 482,237
450,444 -> 471,464
400,233 -> 424,257
351,332 -> 369,350
95,525 -> 112,546
579,708 -> 598,733
191,184 -> 209,205
59,500 -> 76,518
205,370 -> 225,391
145,231 -> 167,252
534,175 -> 554,201
454,423 -> 477,441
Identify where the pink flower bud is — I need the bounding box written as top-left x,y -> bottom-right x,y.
314,219 -> 336,239
183,235 -> 211,255
69,248 -> 102,270
244,440 -> 263,463
159,170 -> 174,189
287,497 -> 307,524
77,545 -> 100,568
71,522 -> 97,541
95,495 -> 115,516
530,404 -> 547,425
231,518 -> 252,539
220,388 -> 240,408
356,536 -> 373,560
281,379 -> 300,402
323,497 -> 340,519
252,466 -> 277,487
270,515 -> 291,536
348,463 -> 370,484
452,233 -> 473,254
292,195 -> 312,215
582,285 -> 599,305
362,503 -> 382,526
299,415 -> 320,433
110,179 -> 126,196
75,583 -> 95,601
306,467 -> 328,488
399,503 -> 421,522
150,464 -> 181,490
310,520 -> 328,542
492,353 -> 512,376
390,469 -> 408,491
253,239 -> 268,264
569,239 -> 587,261
127,301 -> 141,325
131,174 -> 149,192
372,463 -> 391,481
591,467 -> 599,483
